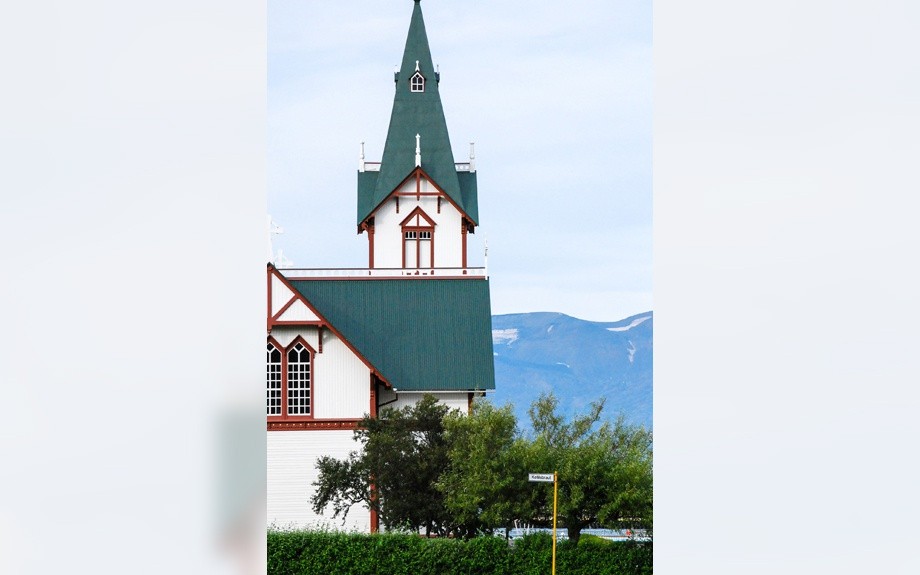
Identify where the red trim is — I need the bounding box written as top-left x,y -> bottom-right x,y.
268,268 -> 394,387
271,295 -> 298,322
368,224 -> 375,268
268,267 -> 328,328
318,326 -> 324,354
369,374 -> 377,418
280,275 -> 487,281
266,336 -> 284,417
266,265 -> 274,332
267,419 -> 360,431
401,207 -> 436,269
360,167 -> 476,228
461,221 -> 468,268
266,335 -> 317,423
399,206 -> 436,228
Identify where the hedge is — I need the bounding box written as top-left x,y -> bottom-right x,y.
267,531 -> 652,575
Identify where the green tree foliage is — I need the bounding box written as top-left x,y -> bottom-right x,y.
311,395 -> 454,536
438,401 -> 534,537
527,393 -> 653,543
312,392 -> 652,544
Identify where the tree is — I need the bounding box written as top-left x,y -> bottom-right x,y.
527,393 -> 653,544
438,401 -> 534,538
311,394 -> 454,536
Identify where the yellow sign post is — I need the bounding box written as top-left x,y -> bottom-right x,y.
528,471 -> 559,575
552,471 -> 558,575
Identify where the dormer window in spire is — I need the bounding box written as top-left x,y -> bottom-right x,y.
410,72 -> 425,92
410,60 -> 425,92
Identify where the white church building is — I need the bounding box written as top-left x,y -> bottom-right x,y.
267,0 -> 495,533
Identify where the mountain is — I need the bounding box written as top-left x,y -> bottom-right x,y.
489,311 -> 652,431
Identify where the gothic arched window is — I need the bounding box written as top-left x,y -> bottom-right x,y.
287,341 -> 312,416
410,71 -> 425,93
266,342 -> 282,416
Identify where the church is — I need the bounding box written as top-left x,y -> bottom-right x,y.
267,0 -> 495,532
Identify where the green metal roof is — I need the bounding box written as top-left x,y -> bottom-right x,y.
289,278 -> 495,392
357,0 -> 479,226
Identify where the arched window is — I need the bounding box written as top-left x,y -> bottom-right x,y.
410,71 -> 425,93
267,342 -> 282,416
287,342 -> 312,415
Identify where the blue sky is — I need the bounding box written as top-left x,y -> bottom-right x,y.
268,0 -> 651,322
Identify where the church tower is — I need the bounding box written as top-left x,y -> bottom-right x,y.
357,0 -> 479,271
266,1 -> 494,533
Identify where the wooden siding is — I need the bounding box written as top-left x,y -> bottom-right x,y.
385,391 -> 470,414
373,178 -> 464,269
314,330 -> 371,419
267,430 -> 370,531
270,325 -> 320,352
269,326 -> 370,419
271,273 -> 296,317
276,298 -> 321,322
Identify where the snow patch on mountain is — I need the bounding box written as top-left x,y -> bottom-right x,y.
627,340 -> 636,364
492,328 -> 519,345
607,315 -> 651,332
555,362 -> 570,368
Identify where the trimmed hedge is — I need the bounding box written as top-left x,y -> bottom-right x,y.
267,531 -> 652,575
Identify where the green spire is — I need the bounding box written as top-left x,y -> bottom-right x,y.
357,0 -> 478,225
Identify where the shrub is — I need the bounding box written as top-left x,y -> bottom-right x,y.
267,530 -> 652,575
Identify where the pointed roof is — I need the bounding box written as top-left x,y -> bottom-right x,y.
357,0 -> 478,226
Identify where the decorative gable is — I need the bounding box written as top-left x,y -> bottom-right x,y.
400,206 -> 436,228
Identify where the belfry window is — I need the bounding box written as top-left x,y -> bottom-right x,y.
401,207 -> 435,269
410,71 -> 425,92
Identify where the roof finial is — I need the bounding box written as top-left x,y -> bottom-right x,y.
415,133 -> 421,167
359,141 -> 366,172
469,142 -> 476,173
415,60 -> 420,72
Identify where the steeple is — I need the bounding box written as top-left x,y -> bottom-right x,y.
357,0 -> 478,228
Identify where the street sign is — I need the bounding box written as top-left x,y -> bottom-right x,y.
527,471 -> 560,575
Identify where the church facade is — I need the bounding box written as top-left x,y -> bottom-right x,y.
267,0 -> 495,532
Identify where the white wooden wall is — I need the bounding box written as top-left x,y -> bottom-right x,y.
384,391 -> 470,414
267,430 -> 370,531
269,325 -> 371,419
372,177 -> 464,269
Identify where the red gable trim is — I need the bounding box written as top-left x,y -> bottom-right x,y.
268,265 -> 393,389
399,205 -> 436,228
361,167 -> 473,226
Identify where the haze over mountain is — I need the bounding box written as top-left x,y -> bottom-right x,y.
489,312 -> 652,432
